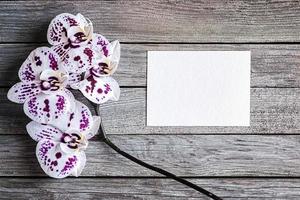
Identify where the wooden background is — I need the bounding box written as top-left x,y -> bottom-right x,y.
1,0 -> 300,199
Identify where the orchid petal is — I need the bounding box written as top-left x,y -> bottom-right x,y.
26,121 -> 63,142
51,43 -> 69,60
64,89 -> 76,109
67,72 -> 82,86
36,139 -> 86,178
47,13 -> 79,45
7,81 -> 41,103
23,90 -> 75,124
76,13 -> 92,29
62,46 -> 96,73
49,100 -> 93,134
78,75 -> 120,104
68,101 -> 93,134
85,116 -> 101,140
91,33 -> 109,56
71,152 -> 86,177
19,47 -> 60,83
76,13 -> 93,41
107,40 -> 120,69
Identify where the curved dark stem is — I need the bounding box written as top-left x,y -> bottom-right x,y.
95,105 -> 223,200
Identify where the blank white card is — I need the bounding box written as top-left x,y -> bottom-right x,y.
147,51 -> 250,126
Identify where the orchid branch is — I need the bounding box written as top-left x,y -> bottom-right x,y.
96,105 -> 222,200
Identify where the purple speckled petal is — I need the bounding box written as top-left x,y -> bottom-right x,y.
50,100 -> 93,134
64,89 -> 76,109
26,121 -> 63,142
7,81 -> 41,103
62,46 -> 96,73
23,90 -> 75,124
78,75 -> 120,104
36,139 -> 86,178
90,33 -> 109,57
51,43 -> 69,61
48,13 -> 93,61
19,47 -> 61,83
71,151 -> 86,177
67,72 -> 83,86
47,13 -> 79,46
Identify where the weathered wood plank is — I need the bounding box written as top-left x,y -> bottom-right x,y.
2,134 -> 300,177
1,178 -> 300,199
1,44 -> 300,87
1,88 -> 300,134
1,1 -> 300,43
101,88 -> 300,134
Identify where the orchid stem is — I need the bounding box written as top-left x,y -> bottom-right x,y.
95,105 -> 222,200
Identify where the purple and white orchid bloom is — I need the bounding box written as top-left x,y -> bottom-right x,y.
7,47 -> 76,124
26,101 -> 101,178
7,12 -> 123,179
70,40 -> 121,104
48,13 -> 94,74
8,47 -> 66,102
47,13 -> 120,104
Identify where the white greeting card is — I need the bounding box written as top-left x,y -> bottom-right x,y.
147,51 -> 250,126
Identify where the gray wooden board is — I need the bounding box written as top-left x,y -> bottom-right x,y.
1,88 -> 299,134
1,43 -> 300,87
100,88 -> 300,134
1,134 -> 300,177
1,1 -> 300,43
1,178 -> 300,200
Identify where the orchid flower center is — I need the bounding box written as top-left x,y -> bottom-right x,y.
98,62 -> 111,74
68,22 -> 93,45
39,69 -> 68,93
90,59 -> 113,76
70,32 -> 87,44
41,77 -> 60,91
61,133 -> 88,151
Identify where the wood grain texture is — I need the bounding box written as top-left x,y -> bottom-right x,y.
2,134 -> 300,177
1,178 -> 300,200
1,44 -> 300,87
100,88 -> 300,134
1,1 -> 300,43
1,87 -> 300,134
2,1 -> 300,198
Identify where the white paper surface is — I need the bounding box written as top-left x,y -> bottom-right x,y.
147,51 -> 250,126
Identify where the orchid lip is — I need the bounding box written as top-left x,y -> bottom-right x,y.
39,69 -> 68,93
61,133 -> 88,150
72,32 -> 88,43
41,77 -> 61,91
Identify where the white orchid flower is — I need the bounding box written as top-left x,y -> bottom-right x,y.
70,40 -> 121,104
47,13 -> 94,74
26,101 -> 101,178
7,47 -> 76,124
48,13 -> 120,104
